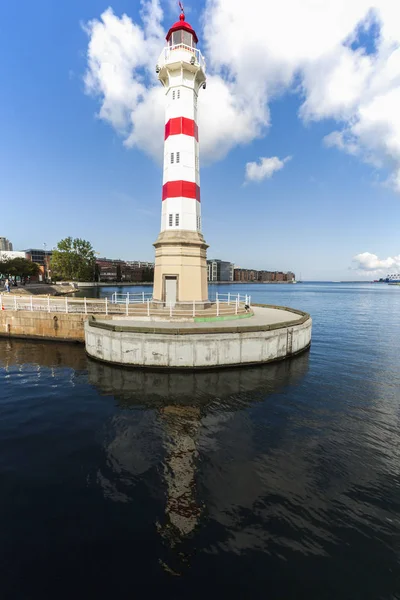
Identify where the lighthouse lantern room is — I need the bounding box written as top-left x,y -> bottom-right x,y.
152,4 -> 209,308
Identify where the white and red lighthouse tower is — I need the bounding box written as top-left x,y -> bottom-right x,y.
153,5 -> 208,307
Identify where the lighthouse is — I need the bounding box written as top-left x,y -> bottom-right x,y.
153,5 -> 208,307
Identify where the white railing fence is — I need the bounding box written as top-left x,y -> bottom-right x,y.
111,292 -> 153,304
0,293 -> 251,318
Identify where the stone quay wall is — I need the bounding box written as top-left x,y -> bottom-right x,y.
0,311 -> 111,343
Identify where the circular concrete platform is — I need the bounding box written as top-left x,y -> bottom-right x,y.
84,304 -> 312,370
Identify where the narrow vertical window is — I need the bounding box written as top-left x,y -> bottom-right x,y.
169,214 -> 173,227
171,152 -> 174,164
175,214 -> 180,227
176,151 -> 180,163
177,89 -> 181,99
172,90 -> 176,100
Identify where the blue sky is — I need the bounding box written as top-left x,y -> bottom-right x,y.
1,0 -> 399,280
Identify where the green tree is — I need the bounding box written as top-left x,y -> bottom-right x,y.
0,259 -> 10,277
0,258 -> 40,279
51,237 -> 96,281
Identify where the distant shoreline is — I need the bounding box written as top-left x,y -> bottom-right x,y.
210,281 -> 297,285
72,280 -> 297,288
66,280 -> 374,288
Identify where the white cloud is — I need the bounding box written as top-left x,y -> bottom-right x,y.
84,0 -> 400,189
352,252 -> 400,273
245,156 -> 291,183
323,131 -> 359,156
83,2 -> 165,158
203,0 -> 400,189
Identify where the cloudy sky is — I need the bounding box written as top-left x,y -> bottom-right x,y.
1,0 -> 399,280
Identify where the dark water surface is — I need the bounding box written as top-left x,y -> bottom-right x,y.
1,283 -> 400,599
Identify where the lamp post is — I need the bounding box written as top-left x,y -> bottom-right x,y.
93,251 -> 100,283
43,243 -> 48,283
42,243 -> 53,283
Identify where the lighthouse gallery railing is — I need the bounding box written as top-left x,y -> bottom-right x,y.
158,44 -> 206,71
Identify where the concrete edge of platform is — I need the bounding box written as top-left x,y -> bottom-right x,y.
85,341 -> 311,372
87,304 -> 310,336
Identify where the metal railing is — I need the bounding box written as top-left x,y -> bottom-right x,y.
0,293 -> 251,318
0,295 -> 113,315
158,44 -> 206,71
111,292 -> 153,304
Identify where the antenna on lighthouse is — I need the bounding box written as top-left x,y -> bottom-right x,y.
178,1 -> 185,19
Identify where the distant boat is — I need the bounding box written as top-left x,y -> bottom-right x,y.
385,273 -> 400,283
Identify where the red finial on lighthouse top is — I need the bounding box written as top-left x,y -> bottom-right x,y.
166,2 -> 198,44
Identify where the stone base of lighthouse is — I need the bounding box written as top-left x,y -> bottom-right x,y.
152,230 -> 209,306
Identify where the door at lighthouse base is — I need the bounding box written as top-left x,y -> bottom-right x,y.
165,276 -> 177,307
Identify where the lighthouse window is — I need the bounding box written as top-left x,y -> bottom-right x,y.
177,89 -> 181,99
172,90 -> 176,100
171,30 -> 196,48
169,214 -> 173,227
182,31 -> 193,47
172,31 -> 181,45
176,152 -> 180,163
171,153 -> 174,164
175,214 -> 180,227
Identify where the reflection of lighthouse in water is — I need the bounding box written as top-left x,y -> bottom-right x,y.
160,406 -> 202,539
87,353 -> 310,550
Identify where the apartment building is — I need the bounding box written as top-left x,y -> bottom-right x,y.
207,259 -> 234,282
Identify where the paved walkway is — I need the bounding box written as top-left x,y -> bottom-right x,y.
95,306 -> 305,331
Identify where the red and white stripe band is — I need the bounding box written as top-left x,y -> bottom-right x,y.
162,181 -> 201,202
165,117 -> 199,141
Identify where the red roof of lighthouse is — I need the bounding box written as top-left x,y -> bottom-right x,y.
166,9 -> 199,44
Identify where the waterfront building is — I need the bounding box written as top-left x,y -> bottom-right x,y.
234,269 -> 259,282
0,237 -> 13,251
258,270 -> 275,282
152,6 -> 208,306
234,269 -> 296,282
95,257 -> 154,282
25,248 -> 53,282
0,250 -> 25,261
207,259 -> 234,282
25,248 -> 52,266
126,261 -> 155,270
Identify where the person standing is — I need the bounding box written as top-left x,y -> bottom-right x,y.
4,278 -> 10,293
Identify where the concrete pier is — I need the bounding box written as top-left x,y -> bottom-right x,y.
84,305 -> 312,369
